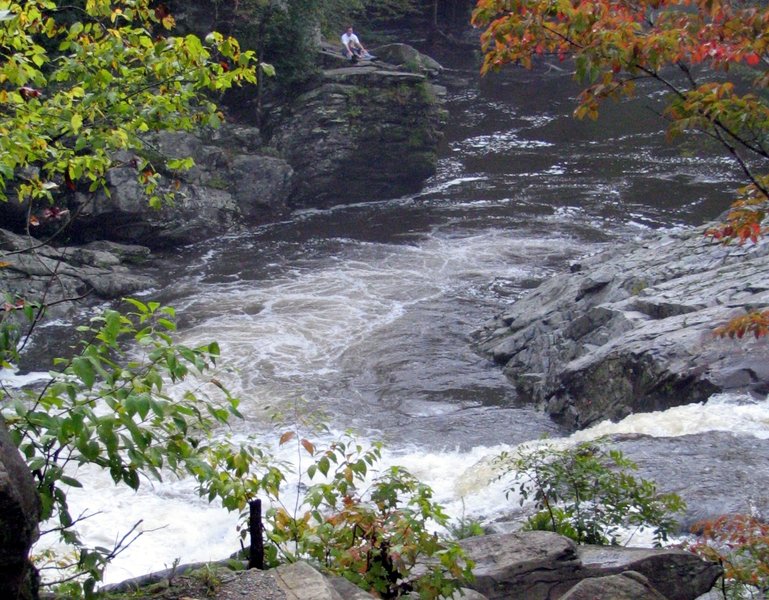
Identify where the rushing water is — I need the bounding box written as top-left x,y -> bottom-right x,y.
22,55 -> 769,583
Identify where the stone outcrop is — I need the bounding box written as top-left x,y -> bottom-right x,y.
102,532 -> 720,600
459,531 -> 720,600
559,572 -> 669,600
370,43 -> 445,77
269,61 -> 447,208
72,126 -> 294,248
474,225 -> 769,429
606,431 -> 769,530
0,418 -> 40,600
0,229 -> 155,318
3,46 -> 447,249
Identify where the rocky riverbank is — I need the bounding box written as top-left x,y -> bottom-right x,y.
474,224 -> 769,430
99,531 -> 720,600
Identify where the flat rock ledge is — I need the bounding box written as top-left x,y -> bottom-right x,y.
0,228 -> 155,318
99,531 -> 719,600
474,225 -> 769,429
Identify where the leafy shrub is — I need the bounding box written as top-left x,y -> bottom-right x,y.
497,440 -> 685,546
686,514 -> 769,599
3,299 -> 255,597
447,499 -> 486,540
259,431 -> 474,599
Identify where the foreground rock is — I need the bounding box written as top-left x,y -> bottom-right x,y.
460,531 -> 720,600
474,226 -> 769,429
0,418 -> 40,600
102,532 -> 719,600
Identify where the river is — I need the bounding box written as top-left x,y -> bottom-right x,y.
30,53 -> 769,583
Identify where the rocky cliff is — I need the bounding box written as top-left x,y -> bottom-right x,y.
474,225 -> 769,430
66,47 -> 446,248
269,63 -> 446,208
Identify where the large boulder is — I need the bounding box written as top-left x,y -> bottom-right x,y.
460,531 -> 581,599
474,226 -> 769,429
577,544 -> 722,600
269,65 -> 447,208
370,43 -> 444,77
0,418 -> 40,600
72,127 -> 293,248
460,531 -> 720,600
559,571 -> 669,600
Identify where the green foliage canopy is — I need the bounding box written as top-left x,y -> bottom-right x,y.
0,0 -> 258,209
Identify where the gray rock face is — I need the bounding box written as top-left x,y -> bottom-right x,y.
577,545 -> 721,600
460,531 -> 720,600
461,531 -> 581,599
274,561 -> 346,599
0,228 -> 156,318
270,66 -> 446,208
559,571 -> 669,600
73,127 -> 293,247
608,431 -> 769,529
371,43 -> 444,77
0,418 -> 40,600
474,226 -> 769,429
66,47 -> 446,246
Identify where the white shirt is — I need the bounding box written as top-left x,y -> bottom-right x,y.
341,32 -> 360,48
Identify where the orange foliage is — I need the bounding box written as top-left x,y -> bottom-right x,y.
714,310 -> 769,339
471,0 -> 769,240
687,514 -> 769,593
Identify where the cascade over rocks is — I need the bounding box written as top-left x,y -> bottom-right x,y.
474,225 -> 769,429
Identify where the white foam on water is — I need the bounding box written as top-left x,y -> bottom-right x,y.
0,368 -> 50,387
41,391 -> 767,586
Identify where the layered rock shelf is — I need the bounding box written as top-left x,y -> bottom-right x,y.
474,225 -> 769,430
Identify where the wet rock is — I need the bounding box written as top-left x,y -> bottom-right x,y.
460,531 -> 720,600
474,226 -> 769,429
0,418 -> 40,600
270,65 -> 447,209
608,431 -> 769,529
560,571 -> 669,600
69,126 -> 292,248
0,228 -> 156,318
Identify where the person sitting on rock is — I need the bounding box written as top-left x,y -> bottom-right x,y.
341,26 -> 370,63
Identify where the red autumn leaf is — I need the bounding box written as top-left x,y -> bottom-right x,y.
154,3 -> 169,20
745,52 -> 761,66
19,86 -> 41,101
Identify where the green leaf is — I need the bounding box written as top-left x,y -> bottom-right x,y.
72,356 -> 96,389
71,113 -> 83,133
